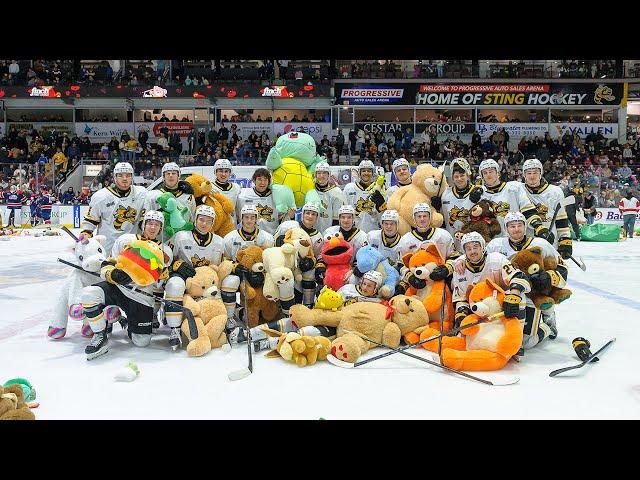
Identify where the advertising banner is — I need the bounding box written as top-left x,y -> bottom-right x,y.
76,122 -> 135,143
273,122 -> 333,141
476,122 -> 549,139
9,122 -> 75,136
0,205 -> 89,227
135,122 -> 195,141
218,122 -> 274,140
336,83 -> 414,105
550,123 -> 619,139
594,208 -> 640,225
414,122 -> 476,136
354,122 -> 414,135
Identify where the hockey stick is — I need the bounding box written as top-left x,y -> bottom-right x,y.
228,276 -> 253,381
438,278 -> 446,365
57,258 -> 199,340
61,225 -> 80,242
549,338 -> 615,377
337,329 -> 518,386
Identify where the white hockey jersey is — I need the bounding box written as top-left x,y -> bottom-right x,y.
385,182 -> 411,202
397,227 -> 458,262
337,283 -> 370,304
315,183 -> 347,234
343,181 -> 384,233
322,226 -> 368,262
223,228 -> 274,262
274,220 -> 324,259
170,230 -> 225,267
479,181 -> 537,236
451,251 -> 530,305
523,181 -> 570,246
441,185 -> 476,245
366,230 -> 402,264
143,186 -> 197,224
236,188 -> 279,235
81,185 -> 147,253
212,180 -> 241,224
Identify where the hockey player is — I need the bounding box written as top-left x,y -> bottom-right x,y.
521,158 -> 572,259
313,161 -> 346,234
485,211 -> 569,347
386,158 -> 412,200
366,209 -> 402,264
437,158 -> 484,247
210,158 -> 241,224
6,185 -> 26,228
452,232 -> 531,333
143,162 -> 196,229
80,231 -> 170,360
236,168 -> 294,235
36,188 -> 54,226
476,158 -> 547,238
343,160 -> 386,232
163,204 -> 230,348
338,270 -> 384,304
223,204 -> 275,262
80,162 -> 147,253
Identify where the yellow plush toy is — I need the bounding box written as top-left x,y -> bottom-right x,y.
387,164 -> 446,235
181,265 -> 232,357
184,173 -> 236,237
263,328 -> 332,367
314,286 -> 344,311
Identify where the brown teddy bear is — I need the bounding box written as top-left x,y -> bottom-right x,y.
387,164 -> 446,235
290,295 -> 429,363
510,247 -> 572,310
236,245 -> 280,327
454,199 -> 503,243
0,384 -> 35,420
184,173 -> 236,237
181,265 -> 232,357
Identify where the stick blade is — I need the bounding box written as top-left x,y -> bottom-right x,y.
326,355 -> 355,369
228,368 -> 252,381
490,377 -> 520,386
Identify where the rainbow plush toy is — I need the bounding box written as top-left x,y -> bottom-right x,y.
116,239 -> 166,287
266,131 -> 324,213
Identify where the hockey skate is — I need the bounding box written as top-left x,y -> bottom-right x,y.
542,310 -> 558,340
169,327 -> 182,351
85,330 -> 109,360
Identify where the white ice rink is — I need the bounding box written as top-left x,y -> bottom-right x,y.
1,230 -> 639,419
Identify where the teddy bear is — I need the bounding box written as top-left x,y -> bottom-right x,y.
418,279 -> 523,371
282,227 -> 315,283
180,265 -> 232,357
184,173 -> 236,237
290,295 -> 429,364
262,328 -> 333,367
400,243 -> 454,332
454,199 -> 502,244
235,246 -> 280,327
387,164 -> 446,235
261,244 -> 296,304
48,234 -> 109,340
0,383 -> 35,420
351,245 -> 400,299
510,247 -> 572,310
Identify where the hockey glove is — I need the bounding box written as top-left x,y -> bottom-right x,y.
469,186 -> 483,204
430,195 -> 442,211
351,265 -> 364,278
394,281 -> 408,296
533,224 -> 549,239
407,273 -> 427,290
298,257 -> 315,273
529,271 -> 552,291
453,306 -> 471,331
557,238 -> 572,259
246,271 -> 265,289
370,190 -> 386,211
178,180 -> 194,194
429,264 -> 452,281
503,293 -> 522,318
172,260 -> 196,279
104,266 -> 132,286
315,265 -> 326,284
546,231 -> 555,246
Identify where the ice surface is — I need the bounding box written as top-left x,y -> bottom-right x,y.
1,231 -> 639,419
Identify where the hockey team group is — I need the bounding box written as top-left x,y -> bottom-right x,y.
53,155 -> 575,365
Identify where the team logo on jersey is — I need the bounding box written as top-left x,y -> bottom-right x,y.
190,254 -> 210,267
493,202 -> 510,217
344,297 -> 358,307
320,200 -> 329,218
534,203 -> 549,221
354,197 -> 375,215
256,204 -> 274,221
448,207 -> 469,227
113,205 -> 137,230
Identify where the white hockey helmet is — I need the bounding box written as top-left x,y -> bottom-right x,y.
358,160 -> 375,173
380,209 -> 400,224
113,162 -> 134,175
240,204 -> 259,218
392,158 -> 410,173
478,159 -> 499,175
161,162 -> 180,175
451,157 -> 472,176
362,270 -> 384,290
214,158 -> 233,172
413,203 -> 432,217
338,205 -> 356,217
302,203 -> 320,215
315,161 -> 331,174
143,209 -> 165,226
504,211 -> 526,226
195,204 -> 216,220
522,158 -> 543,175
460,231 -> 486,252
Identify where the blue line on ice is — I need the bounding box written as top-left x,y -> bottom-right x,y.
570,280 -> 640,312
